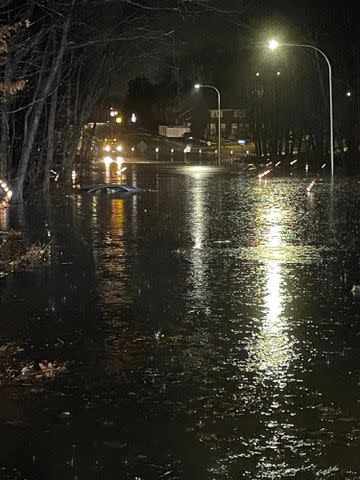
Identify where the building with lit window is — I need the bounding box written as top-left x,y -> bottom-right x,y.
206,107 -> 250,141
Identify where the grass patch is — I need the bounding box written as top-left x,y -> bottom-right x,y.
0,230 -> 51,279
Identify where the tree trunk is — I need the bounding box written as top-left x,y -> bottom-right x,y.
12,18 -> 70,202
43,77 -> 60,190
0,112 -> 9,178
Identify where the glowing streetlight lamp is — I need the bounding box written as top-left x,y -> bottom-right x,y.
268,39 -> 334,176
194,83 -> 221,164
268,39 -> 279,50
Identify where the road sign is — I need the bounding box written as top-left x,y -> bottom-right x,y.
137,141 -> 147,153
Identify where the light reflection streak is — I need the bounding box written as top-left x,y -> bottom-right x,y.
187,167 -> 211,307
247,202 -> 295,386
104,163 -> 110,184
111,199 -> 125,234
0,202 -> 9,231
244,194 -> 299,476
91,194 -> 98,230
192,184 -> 204,251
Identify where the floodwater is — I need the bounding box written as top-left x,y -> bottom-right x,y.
1,159 -> 360,479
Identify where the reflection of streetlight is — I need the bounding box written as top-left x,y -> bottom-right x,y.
194,83 -> 221,165
103,156 -> 113,166
268,39 -> 334,176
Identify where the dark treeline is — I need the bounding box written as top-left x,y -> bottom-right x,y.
246,5 -> 360,168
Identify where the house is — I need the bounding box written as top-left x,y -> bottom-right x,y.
206,108 -> 250,141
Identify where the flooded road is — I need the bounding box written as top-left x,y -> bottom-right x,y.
1,160 -> 360,479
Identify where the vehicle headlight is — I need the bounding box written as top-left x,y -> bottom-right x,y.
104,145 -> 111,152
116,145 -> 123,152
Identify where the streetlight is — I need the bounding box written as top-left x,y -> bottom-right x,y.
268,39 -> 334,176
194,83 -> 221,165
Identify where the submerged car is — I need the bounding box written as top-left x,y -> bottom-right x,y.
81,183 -> 142,195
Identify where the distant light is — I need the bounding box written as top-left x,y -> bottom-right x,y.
116,145 -> 123,152
346,90 -> 351,97
290,159 -> 298,165
215,149 -> 218,154
131,147 -> 135,152
305,163 -> 309,172
131,113 -> 137,123
194,83 -> 201,89
103,156 -> 112,166
0,179 -> 12,202
255,72 -> 260,77
170,148 -> 174,153
103,145 -> 111,152
155,147 -> 159,153
246,150 -> 249,154
275,161 -> 281,167
230,150 -> 233,155
199,149 -> 202,154
276,71 -> 281,76
116,156 -> 124,164
184,145 -> 191,153
237,139 -> 246,145
268,39 -> 279,50
321,163 -> 326,169
110,110 -> 118,117
115,116 -> 122,124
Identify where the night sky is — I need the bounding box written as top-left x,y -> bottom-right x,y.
102,2 -> 356,103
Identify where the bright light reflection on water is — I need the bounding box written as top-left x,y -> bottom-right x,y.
247,197 -> 295,387
2,169 -> 360,479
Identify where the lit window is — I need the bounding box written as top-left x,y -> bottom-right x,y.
210,110 -> 223,118
209,123 -> 216,135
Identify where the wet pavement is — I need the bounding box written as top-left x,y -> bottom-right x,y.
1,158 -> 360,479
